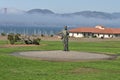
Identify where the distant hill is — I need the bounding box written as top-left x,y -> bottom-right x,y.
72,11 -> 115,19
61,11 -> 120,19
26,9 -> 120,19
112,12 -> 120,18
27,9 -> 55,14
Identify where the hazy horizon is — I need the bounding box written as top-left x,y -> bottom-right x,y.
0,0 -> 120,13
0,0 -> 120,28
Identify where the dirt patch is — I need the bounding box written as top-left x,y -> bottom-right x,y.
0,44 -> 47,48
6,44 -> 38,47
1,44 -> 37,48
0,36 -> 7,40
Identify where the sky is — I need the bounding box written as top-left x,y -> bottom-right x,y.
0,0 -> 120,13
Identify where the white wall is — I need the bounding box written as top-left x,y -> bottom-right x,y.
69,33 -> 84,38
94,34 -> 113,38
70,32 -> 116,38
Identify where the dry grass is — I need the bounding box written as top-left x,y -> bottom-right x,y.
0,36 -> 7,40
38,36 -> 120,42
1,35 -> 120,42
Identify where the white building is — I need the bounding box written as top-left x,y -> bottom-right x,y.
69,25 -> 120,38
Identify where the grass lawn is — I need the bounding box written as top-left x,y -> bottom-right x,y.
0,40 -> 120,80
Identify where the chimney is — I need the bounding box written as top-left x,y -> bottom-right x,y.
95,25 -> 105,30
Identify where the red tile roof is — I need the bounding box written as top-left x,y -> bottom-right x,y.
69,27 -> 120,34
110,28 -> 120,34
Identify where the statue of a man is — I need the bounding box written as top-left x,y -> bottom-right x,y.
59,26 -> 69,51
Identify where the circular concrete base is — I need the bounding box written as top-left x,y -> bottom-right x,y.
12,51 -> 115,61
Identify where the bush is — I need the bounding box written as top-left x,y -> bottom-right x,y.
24,39 -> 33,44
41,34 -> 44,37
1,33 -> 6,36
15,34 -> 21,42
33,38 -> 41,45
8,33 -> 15,44
92,35 -> 97,38
7,33 -> 21,45
50,35 -> 54,37
23,37 -> 41,45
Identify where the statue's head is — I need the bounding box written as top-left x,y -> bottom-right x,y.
64,26 -> 67,30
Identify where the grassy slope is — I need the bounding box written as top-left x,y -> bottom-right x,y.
0,40 -> 120,80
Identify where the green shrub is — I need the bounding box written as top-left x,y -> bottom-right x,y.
41,34 -> 44,37
8,33 -> 15,44
50,34 -> 54,37
7,33 -> 21,45
33,38 -> 41,45
1,33 -> 6,36
15,34 -> 21,42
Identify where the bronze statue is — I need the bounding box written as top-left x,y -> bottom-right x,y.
59,26 -> 69,51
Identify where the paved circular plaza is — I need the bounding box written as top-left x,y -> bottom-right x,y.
12,51 -> 116,61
